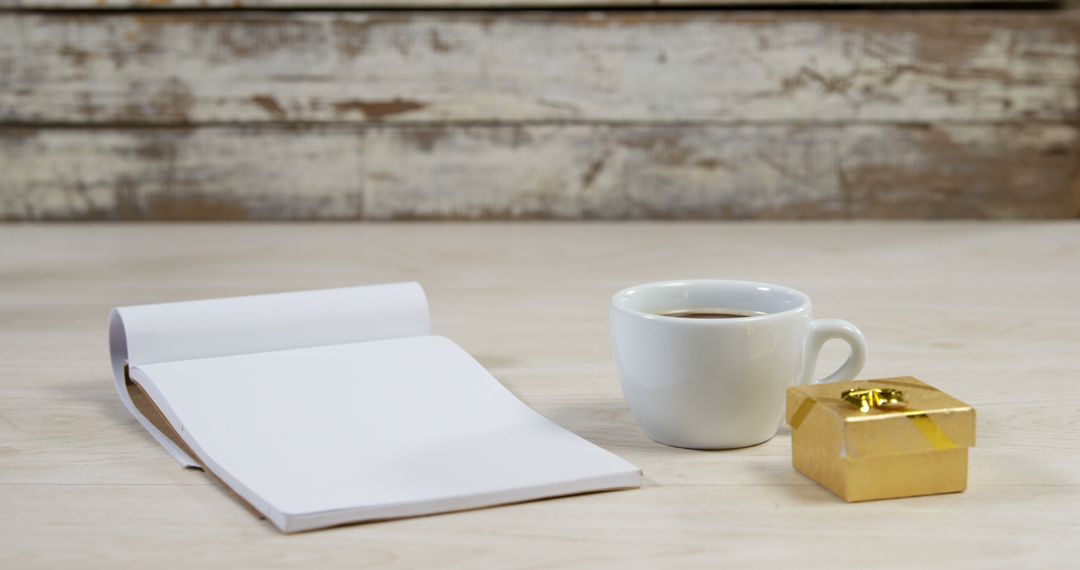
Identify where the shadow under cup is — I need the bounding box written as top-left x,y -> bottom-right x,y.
610,280 -> 816,450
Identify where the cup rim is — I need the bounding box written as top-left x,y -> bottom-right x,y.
610,279 -> 812,323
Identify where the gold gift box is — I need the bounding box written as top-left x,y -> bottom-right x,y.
786,377 -> 975,502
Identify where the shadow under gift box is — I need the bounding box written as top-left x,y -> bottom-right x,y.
786,377 -> 975,502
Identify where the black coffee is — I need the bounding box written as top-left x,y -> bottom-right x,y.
656,309 -> 766,319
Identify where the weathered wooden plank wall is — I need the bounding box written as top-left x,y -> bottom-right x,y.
1,8 -> 1078,220
4,12 -> 1078,124
4,125 -> 1076,220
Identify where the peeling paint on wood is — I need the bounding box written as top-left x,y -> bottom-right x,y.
1,12 -> 1077,124
334,99 -> 427,121
0,128 -> 364,220
2,125 -> 1076,221
2,9 -> 1077,221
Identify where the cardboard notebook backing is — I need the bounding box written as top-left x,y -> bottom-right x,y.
125,372 -> 263,518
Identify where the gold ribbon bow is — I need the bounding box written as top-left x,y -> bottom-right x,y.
841,387 -> 906,413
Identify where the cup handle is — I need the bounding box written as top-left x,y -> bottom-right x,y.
800,319 -> 868,385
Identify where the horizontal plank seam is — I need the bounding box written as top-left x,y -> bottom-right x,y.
1,119 -> 1075,129
0,4 -> 1069,15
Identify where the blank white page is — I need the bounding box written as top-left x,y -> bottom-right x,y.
132,335 -> 640,532
110,282 -> 429,467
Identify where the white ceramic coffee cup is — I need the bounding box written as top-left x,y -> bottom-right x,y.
610,280 -> 867,449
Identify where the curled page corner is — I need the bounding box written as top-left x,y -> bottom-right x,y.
110,309 -> 200,467
108,282 -> 431,469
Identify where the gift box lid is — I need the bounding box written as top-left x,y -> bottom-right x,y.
786,377 -> 975,458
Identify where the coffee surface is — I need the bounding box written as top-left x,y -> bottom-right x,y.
655,309 -> 766,319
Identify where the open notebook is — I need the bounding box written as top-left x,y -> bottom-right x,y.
109,283 -> 640,533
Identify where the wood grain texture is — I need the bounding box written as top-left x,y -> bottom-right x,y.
1,223 -> 1079,568
2,11 -> 1078,124
0,127 -> 365,220
2,124 -> 1077,220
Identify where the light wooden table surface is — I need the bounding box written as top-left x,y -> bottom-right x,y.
2,222 -> 1078,568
